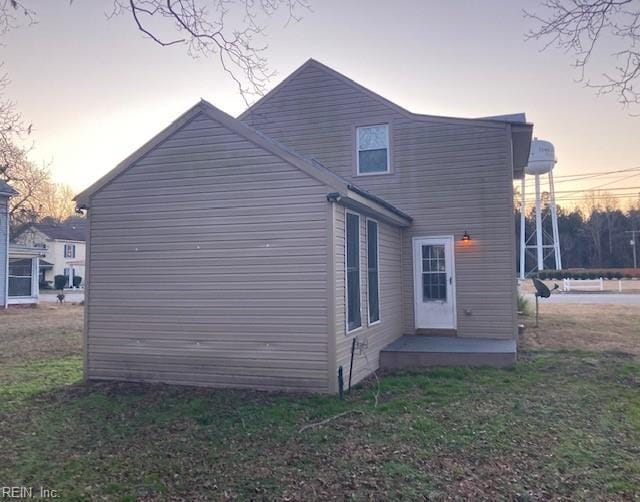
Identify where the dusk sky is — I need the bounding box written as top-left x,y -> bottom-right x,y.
4,0 -> 639,207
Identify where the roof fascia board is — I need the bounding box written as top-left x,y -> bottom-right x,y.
510,122 -> 534,180
197,101 -> 348,194
76,100 -> 350,209
338,190 -> 411,228
74,104 -> 205,208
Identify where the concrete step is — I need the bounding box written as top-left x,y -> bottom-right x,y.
380,335 -> 516,369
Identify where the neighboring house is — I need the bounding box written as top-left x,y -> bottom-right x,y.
1,181 -> 43,307
13,218 -> 87,288
75,59 -> 532,393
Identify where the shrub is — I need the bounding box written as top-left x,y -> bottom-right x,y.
72,276 -> 82,288
54,275 -> 68,291
517,293 -> 531,316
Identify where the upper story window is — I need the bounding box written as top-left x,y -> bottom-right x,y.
64,244 -> 76,258
356,124 -> 389,175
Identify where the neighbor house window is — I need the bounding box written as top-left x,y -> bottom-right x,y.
356,124 -> 389,174
64,244 -> 76,258
346,212 -> 361,332
367,219 -> 380,324
8,258 -> 33,297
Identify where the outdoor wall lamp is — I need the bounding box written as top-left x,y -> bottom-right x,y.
462,231 -> 471,242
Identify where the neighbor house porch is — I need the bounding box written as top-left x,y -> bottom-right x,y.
7,245 -> 44,306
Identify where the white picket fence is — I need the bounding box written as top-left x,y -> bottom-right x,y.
562,278 -> 604,292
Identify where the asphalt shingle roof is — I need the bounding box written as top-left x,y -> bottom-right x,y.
30,218 -> 87,241
0,180 -> 17,196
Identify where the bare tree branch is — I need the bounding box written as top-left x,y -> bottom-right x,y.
0,0 -> 36,39
525,0 -> 640,111
109,0 -> 310,105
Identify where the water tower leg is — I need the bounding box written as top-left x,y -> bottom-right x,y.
548,170 -> 562,270
520,177 -> 526,279
535,174 -> 544,272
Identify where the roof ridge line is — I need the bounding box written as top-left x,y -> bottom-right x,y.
239,59 -> 517,128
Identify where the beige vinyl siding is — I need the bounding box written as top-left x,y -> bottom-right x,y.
244,62 -> 517,339
334,204 -> 403,388
87,112 -> 331,392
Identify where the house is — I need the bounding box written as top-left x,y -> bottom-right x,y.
13,218 -> 87,288
74,59 -> 532,393
1,181 -> 43,307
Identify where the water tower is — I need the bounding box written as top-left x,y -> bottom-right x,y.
519,138 -> 562,279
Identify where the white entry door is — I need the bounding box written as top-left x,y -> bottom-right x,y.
413,236 -> 456,330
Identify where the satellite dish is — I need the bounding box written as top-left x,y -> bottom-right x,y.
531,278 -> 559,327
532,278 -> 551,298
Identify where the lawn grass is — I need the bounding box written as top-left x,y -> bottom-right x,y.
2,351 -> 639,499
1,305 -> 640,499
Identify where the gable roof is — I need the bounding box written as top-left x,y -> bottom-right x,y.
0,180 -> 17,197
18,218 -> 87,242
240,59 -> 527,129
239,58 -> 533,178
74,100 -> 412,227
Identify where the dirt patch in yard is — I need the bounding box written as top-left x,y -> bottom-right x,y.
0,304 -> 83,363
520,303 -> 640,356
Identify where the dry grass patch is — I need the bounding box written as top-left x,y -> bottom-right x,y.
521,303 -> 640,356
0,304 -> 83,363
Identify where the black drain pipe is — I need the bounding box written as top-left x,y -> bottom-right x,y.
338,366 -> 344,400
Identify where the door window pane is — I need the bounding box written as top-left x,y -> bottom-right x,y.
421,245 -> 447,301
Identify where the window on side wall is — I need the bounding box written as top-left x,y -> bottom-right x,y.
367,219 -> 380,324
64,244 -> 76,258
8,258 -> 33,297
346,212 -> 361,333
356,124 -> 389,175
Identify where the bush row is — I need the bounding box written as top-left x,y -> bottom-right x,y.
53,274 -> 83,290
537,270 -> 630,280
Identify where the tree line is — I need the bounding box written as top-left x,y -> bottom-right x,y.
515,196 -> 640,271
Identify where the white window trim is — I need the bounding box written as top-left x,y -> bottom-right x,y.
64,243 -> 76,258
366,218 -> 381,326
345,210 -> 362,335
356,124 -> 391,176
7,257 -> 37,299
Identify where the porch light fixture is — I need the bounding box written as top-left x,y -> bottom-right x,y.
462,231 -> 471,242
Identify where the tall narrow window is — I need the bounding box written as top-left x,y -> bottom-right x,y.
367,220 -> 380,324
357,124 -> 389,174
346,212 -> 361,332
64,244 -> 76,258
